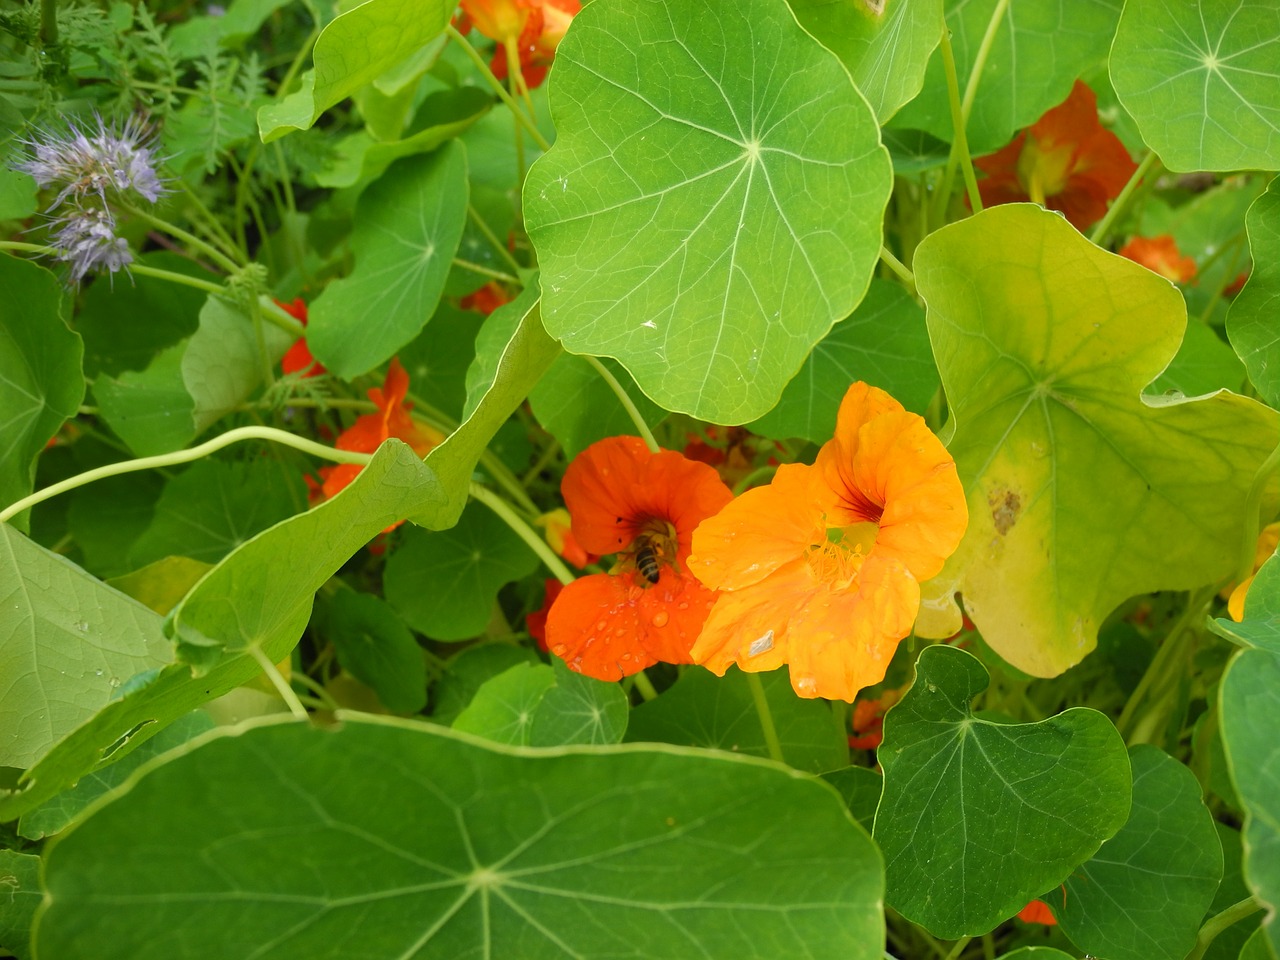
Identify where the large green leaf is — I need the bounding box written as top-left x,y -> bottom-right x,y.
37,717 -> 884,959
257,0 -> 451,142
525,0 -> 892,423
411,295 -> 561,531
890,0 -> 1122,154
749,278 -> 936,442
788,0 -> 943,122
0,256 -> 82,527
875,645 -> 1131,939
1221,648 -> 1280,959
93,296 -> 293,457
529,354 -> 666,458
308,146 -> 469,379
1110,0 -> 1280,172
625,666 -> 849,774
127,458 -> 307,570
1054,745 -> 1223,960
383,500 -> 539,641
0,525 -> 172,770
1229,177 -> 1280,406
913,204 -> 1278,676
0,849 -> 39,960
0,442 -> 440,822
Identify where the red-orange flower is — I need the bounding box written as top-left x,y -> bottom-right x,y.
316,358 -> 444,500
689,383 -> 967,701
1119,235 -> 1197,283
457,0 -> 580,89
545,437 -> 733,680
275,297 -> 327,378
535,508 -> 595,568
1017,900 -> 1057,925
975,80 -> 1137,231
526,578 -> 564,652
848,687 -> 903,750
460,282 -> 512,316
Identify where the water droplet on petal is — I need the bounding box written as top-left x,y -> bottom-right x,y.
795,676 -> 818,695
551,643 -> 568,656
651,611 -> 669,627
620,653 -> 632,661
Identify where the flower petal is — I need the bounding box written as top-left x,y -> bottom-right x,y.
563,436 -> 732,560
689,463 -> 828,592
545,570 -> 716,679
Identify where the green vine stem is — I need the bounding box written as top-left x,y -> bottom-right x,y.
117,201 -> 246,274
959,0 -> 1011,129
246,645 -> 308,720
453,258 -> 519,284
446,24 -> 552,152
470,482 -> 576,586
939,25 -> 983,217
0,426 -> 370,525
880,244 -> 916,288
585,356 -> 660,453
1089,150 -> 1160,247
631,670 -> 659,702
745,671 -> 784,763
468,203 -> 524,276
1184,897 -> 1261,960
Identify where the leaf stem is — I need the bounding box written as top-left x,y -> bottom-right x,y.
584,356 -> 659,453
127,263 -> 226,296
470,482 -> 575,586
959,0 -> 1010,129
938,24 -> 983,219
446,25 -> 552,152
453,257 -> 519,284
941,938 -> 971,960
118,201 -> 245,274
1089,150 -> 1160,247
175,179 -> 243,262
745,672 -> 784,763
1184,897 -> 1260,960
632,670 -> 659,702
467,203 -> 524,275
880,245 -> 916,288
0,426 -> 371,524
246,645 -> 308,720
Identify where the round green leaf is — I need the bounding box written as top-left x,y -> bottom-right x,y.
383,500 -> 539,640
914,204 -> 1279,676
1054,745 -> 1223,960
431,642 -> 541,726
1211,549 -> 1280,655
874,645 -> 1131,939
1229,177 -> 1280,406
0,256 -> 82,523
529,659 -> 630,747
0,525 -> 171,771
308,145 -> 469,379
625,666 -> 849,774
787,0 -> 943,122
889,0 -> 1122,154
1221,648 -> 1280,959
256,0 -> 451,142
749,278 -> 936,442
0,849 -> 39,960
1111,0 -> 1280,172
525,0 -> 892,423
37,717 -> 885,959
453,662 -> 557,745
326,590 -> 427,714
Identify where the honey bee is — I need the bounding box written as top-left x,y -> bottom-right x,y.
634,535 -> 663,585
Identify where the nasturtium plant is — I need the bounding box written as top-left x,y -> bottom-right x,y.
525,0 -> 892,423
913,204 -> 1278,676
37,718 -> 884,960
1,0 -> 1275,955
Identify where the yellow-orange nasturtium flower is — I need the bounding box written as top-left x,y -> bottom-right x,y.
1227,521 -> 1280,621
688,383 -> 968,701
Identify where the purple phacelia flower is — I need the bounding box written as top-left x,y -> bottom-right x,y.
15,114 -> 167,207
50,206 -> 133,283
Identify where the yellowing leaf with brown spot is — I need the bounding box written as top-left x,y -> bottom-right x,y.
914,204 -> 1277,676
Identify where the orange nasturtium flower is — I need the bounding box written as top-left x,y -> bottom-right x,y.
535,507 -> 595,568
1017,900 -> 1058,925
688,383 -> 968,701
457,0 -> 580,90
275,297 -> 327,379
1226,521 -> 1280,621
974,80 -> 1137,231
315,358 -> 444,500
1119,235 -> 1198,283
545,436 -> 734,680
